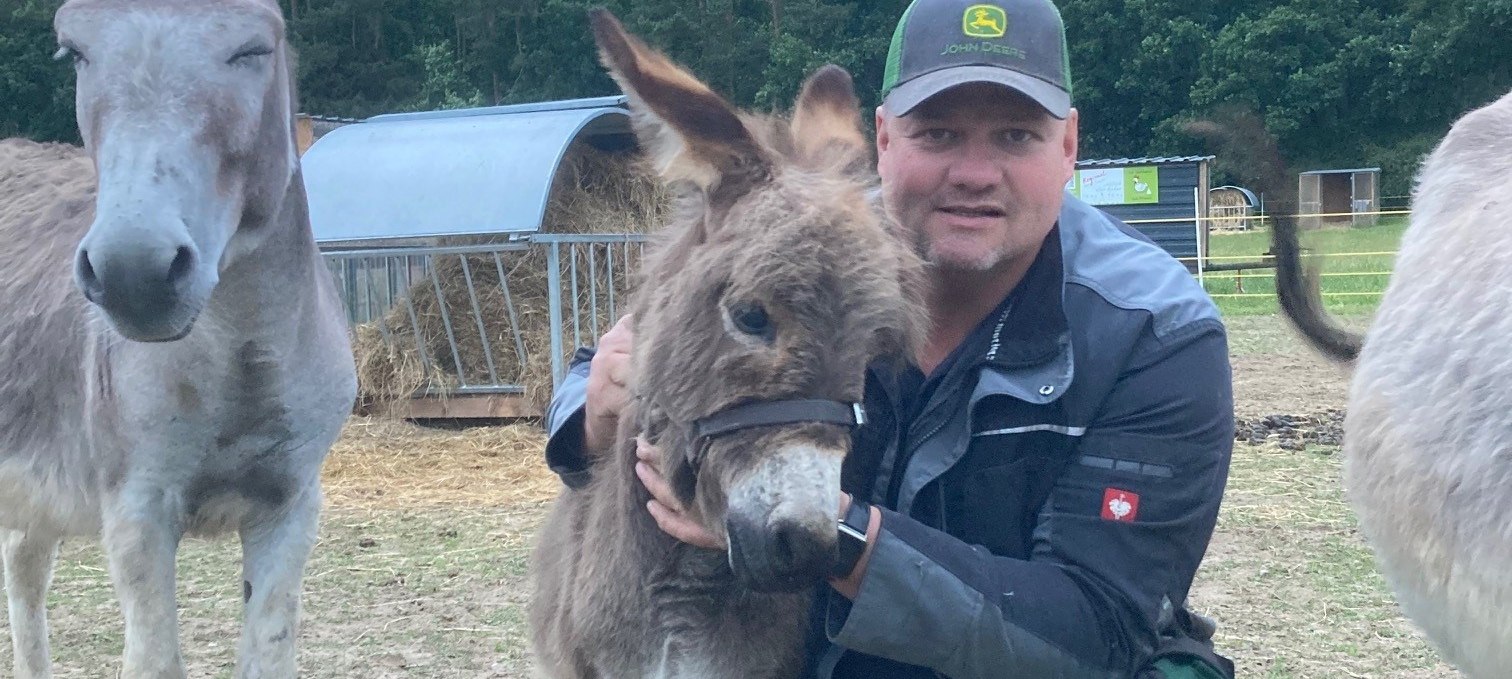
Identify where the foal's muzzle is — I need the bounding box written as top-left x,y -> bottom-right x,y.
692,399 -> 865,592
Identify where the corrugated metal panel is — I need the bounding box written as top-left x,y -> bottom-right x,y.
1299,167 -> 1380,175
1077,155 -> 1214,168
301,99 -> 632,244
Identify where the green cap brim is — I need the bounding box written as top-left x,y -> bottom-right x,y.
884,65 -> 1070,119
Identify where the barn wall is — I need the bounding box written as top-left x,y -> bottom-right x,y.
1092,162 -> 1205,262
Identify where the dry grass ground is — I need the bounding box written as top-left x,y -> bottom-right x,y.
0,315 -> 1461,678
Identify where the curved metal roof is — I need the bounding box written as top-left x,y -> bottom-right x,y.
300,96 -> 632,244
1077,155 -> 1215,168
1211,185 -> 1259,207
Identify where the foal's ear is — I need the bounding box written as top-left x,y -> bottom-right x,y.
589,9 -> 771,197
790,64 -> 869,176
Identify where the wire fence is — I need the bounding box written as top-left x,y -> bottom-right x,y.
1122,207 -> 1411,303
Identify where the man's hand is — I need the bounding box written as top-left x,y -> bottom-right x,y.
583,314 -> 634,456
634,437 -> 724,550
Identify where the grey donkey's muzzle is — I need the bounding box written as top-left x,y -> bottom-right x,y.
75,227 -> 204,342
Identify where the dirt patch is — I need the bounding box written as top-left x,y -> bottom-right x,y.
1230,351 -> 1351,418
321,417 -> 558,510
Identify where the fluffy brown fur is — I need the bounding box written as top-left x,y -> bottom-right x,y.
528,10 -> 927,679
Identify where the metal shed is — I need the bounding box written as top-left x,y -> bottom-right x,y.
1298,167 -> 1380,229
300,96 -> 647,418
303,96 -> 634,245
1067,155 -> 1213,270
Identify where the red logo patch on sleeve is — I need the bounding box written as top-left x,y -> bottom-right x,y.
1101,488 -> 1140,522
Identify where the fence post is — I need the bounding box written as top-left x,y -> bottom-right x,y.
547,240 -> 565,392
1193,186 -> 1205,286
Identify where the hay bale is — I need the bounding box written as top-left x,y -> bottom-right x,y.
1209,187 -> 1255,232
349,141 -> 669,410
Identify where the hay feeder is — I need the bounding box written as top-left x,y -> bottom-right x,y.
301,96 -> 667,420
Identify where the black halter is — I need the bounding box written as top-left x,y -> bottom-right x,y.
687,399 -> 868,469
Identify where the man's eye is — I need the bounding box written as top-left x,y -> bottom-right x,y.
921,129 -> 956,143
1002,129 -> 1037,144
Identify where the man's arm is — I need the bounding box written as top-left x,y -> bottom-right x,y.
543,314 -> 637,488
826,322 -> 1234,678
543,348 -> 596,489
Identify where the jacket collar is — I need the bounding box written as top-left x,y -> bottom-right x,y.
970,219 -> 1075,406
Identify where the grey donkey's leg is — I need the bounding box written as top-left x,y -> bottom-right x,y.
234,485 -> 321,679
2,529 -> 60,679
102,490 -> 187,679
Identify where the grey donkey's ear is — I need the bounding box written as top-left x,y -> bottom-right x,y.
589,9 -> 771,200
790,64 -> 870,176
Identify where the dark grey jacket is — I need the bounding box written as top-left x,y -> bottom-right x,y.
544,194 -> 1235,678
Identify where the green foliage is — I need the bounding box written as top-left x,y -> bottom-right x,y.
4,0 -> 1509,200
0,0 -> 77,143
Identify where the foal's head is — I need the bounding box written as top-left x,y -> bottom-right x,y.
591,11 -> 926,592
55,0 -> 299,341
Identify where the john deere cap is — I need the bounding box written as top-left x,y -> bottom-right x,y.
881,0 -> 1073,118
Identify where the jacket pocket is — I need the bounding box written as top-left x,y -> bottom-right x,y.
955,459 -> 1040,558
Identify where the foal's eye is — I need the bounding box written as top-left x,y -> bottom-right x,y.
730,304 -> 772,338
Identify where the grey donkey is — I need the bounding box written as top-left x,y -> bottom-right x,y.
0,0 -> 356,677
1252,89 -> 1512,677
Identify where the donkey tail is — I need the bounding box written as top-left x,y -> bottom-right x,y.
1184,104 -> 1363,363
1269,208 -> 1363,362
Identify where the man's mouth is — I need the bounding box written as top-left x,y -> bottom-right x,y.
939,205 -> 1006,218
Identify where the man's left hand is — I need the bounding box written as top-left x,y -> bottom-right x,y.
634,437 -> 724,550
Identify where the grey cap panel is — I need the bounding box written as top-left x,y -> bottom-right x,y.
884,65 -> 1071,118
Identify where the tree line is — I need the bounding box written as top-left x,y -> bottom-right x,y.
3,0 -> 1509,196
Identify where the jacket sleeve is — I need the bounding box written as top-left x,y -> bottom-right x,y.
825,321 -> 1234,678
543,347 -> 597,489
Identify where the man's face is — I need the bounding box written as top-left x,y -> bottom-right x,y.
876,83 -> 1078,273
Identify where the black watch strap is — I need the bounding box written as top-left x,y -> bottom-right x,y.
831,499 -> 871,579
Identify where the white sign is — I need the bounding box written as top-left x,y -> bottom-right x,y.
1076,168 -> 1125,205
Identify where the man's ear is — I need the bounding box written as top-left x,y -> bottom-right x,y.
1061,107 -> 1079,182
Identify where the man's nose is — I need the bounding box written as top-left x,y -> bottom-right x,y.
944,147 -> 1003,192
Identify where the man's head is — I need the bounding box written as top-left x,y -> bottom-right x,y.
875,0 -> 1078,274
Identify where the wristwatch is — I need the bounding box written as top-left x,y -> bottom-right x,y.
831,498 -> 871,579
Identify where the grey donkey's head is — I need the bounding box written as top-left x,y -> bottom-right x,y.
56,0 -> 299,341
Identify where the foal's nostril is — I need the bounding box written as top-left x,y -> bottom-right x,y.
75,248 -> 103,303
773,522 -> 800,569
770,520 -> 828,576
166,246 -> 195,288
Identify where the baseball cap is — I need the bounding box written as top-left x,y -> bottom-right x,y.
881,0 -> 1073,119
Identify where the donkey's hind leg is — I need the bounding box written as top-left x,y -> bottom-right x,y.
2,529 -> 61,679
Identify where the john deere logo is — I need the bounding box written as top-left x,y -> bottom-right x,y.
963,4 -> 1007,38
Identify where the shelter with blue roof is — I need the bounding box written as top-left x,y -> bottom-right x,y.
301,95 -> 634,247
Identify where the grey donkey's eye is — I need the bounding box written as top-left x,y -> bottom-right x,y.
228,45 -> 274,66
53,45 -> 86,67
730,304 -> 773,339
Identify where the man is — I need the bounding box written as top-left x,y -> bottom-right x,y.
543,0 -> 1236,676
